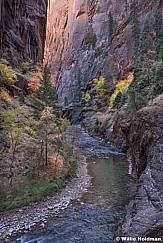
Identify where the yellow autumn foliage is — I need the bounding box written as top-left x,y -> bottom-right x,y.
84,93 -> 91,102
110,72 -> 134,108
93,76 -> 106,98
0,59 -> 17,86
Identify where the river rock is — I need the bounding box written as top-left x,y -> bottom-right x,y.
48,206 -> 54,210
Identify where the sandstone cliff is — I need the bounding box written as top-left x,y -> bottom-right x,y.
45,0 -> 161,102
44,1 -> 163,238
0,0 -> 48,66
119,94 -> 163,239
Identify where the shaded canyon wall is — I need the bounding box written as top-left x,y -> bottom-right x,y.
0,0 -> 48,66
45,0 -> 161,102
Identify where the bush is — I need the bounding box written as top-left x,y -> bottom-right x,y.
0,59 -> 17,86
113,92 -> 127,108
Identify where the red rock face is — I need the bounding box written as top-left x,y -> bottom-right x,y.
0,0 -> 48,65
45,0 -> 161,102
120,94 -> 163,237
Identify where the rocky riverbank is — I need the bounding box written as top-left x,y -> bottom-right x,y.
119,95 -> 163,239
81,95 -> 163,240
0,158 -> 91,241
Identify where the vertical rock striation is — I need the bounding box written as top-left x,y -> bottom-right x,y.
45,1 -> 163,238
119,95 -> 163,239
0,0 -> 48,65
45,0 -> 161,102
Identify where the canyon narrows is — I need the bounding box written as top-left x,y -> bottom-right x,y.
44,0 -> 161,102
0,0 -> 163,242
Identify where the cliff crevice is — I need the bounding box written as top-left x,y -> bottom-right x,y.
0,0 -> 48,66
120,95 -> 163,238
45,0 -> 161,102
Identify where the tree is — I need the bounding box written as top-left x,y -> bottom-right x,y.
130,0 -> 140,53
109,72 -> 134,108
94,76 -> 108,98
124,0 -> 129,16
35,106 -> 59,167
108,12 -> 117,41
72,67 -> 82,104
154,9 -> 163,59
157,44 -> 163,61
33,65 -> 60,119
92,33 -> 97,49
34,107 -> 71,169
126,50 -> 161,112
0,59 -> 17,87
0,107 -> 29,185
27,71 -> 42,92
139,13 -> 154,54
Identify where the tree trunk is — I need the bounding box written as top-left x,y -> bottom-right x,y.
45,139 -> 48,166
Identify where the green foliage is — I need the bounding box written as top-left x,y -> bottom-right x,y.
94,118 -> 102,133
64,97 -> 69,106
113,92 -> 128,108
108,12 -> 117,41
139,13 -> 154,54
127,88 -> 148,113
92,33 -> 97,48
0,180 -> 59,212
153,63 -> 163,96
34,106 -> 60,166
0,106 -> 31,185
72,67 -> 82,103
154,9 -> 163,59
33,65 -> 60,119
126,9 -> 163,113
129,46 -> 162,109
130,0 -> 140,53
66,148 -> 82,178
155,65 -> 163,81
0,63 -> 83,212
124,0 -> 129,16
1,106 -> 28,136
157,43 -> 163,61
0,59 -> 17,86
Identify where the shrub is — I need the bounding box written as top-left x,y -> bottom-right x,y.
0,59 -> 17,86
110,72 -> 134,108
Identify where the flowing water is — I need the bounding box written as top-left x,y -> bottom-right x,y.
12,127 -> 132,243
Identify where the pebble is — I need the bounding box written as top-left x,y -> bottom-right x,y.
8,228 -> 14,234
18,209 -> 24,213
48,206 -> 53,210
40,223 -> 45,227
0,156 -> 91,241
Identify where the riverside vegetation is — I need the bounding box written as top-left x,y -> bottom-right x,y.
0,62 -> 82,212
0,0 -> 163,240
78,7 -> 163,138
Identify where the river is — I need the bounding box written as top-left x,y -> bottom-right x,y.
12,127 -> 132,243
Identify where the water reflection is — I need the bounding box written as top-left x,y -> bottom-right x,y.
13,129 -> 132,243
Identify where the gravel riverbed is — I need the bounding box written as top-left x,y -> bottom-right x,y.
0,159 -> 91,242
